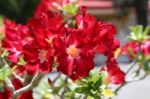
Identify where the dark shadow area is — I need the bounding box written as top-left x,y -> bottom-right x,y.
0,0 -> 40,23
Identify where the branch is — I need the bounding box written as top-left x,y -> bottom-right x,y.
115,81 -> 127,93
114,60 -> 137,93
5,78 -> 15,92
133,66 -> 141,77
115,72 -> 147,93
0,55 -> 9,67
13,72 -> 41,97
128,73 -> 147,83
12,72 -> 24,83
125,60 -> 137,74
61,76 -> 68,95
59,76 -> 69,99
53,72 -> 61,84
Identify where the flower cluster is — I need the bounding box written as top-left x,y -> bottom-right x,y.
121,26 -> 150,58
121,26 -> 150,74
0,0 -> 125,98
121,40 -> 150,58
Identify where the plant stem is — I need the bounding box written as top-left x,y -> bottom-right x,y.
5,78 -> 15,92
112,43 -> 146,99
12,72 -> 24,83
114,60 -> 137,94
0,55 -> 9,67
115,81 -> 127,93
59,76 -> 69,99
125,60 -> 137,74
62,76 -> 69,93
128,73 -> 147,83
115,65 -> 147,95
13,72 -> 41,98
115,72 -> 147,94
53,72 -> 61,84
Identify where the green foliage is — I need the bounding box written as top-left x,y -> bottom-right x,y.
63,3 -> 79,15
0,16 -> 3,26
0,64 -> 11,81
0,33 -> 4,41
18,55 -> 26,65
143,59 -> 150,74
75,70 -> 108,99
127,25 -> 150,74
0,15 -> 4,41
33,70 -> 113,98
127,25 -> 150,42
1,50 -> 9,58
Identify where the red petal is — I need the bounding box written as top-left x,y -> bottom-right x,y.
57,55 -> 74,76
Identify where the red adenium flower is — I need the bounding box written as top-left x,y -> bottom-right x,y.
76,7 -> 119,59
18,90 -> 33,99
107,58 -> 125,84
2,18 -> 31,63
12,79 -> 33,99
141,40 -> 150,55
23,40 -> 54,73
121,41 -> 139,58
0,79 -> 33,99
121,40 -> 150,59
101,58 -> 125,84
0,1 -> 126,99
53,32 -> 95,79
27,9 -> 66,49
0,87 -> 12,99
1,0 -> 124,83
75,7 -> 123,82
23,8 -> 66,73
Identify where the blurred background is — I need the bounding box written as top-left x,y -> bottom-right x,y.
0,0 -> 149,45
0,0 -> 149,25
0,0 -> 40,23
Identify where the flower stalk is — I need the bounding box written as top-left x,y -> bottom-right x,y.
13,72 -> 41,98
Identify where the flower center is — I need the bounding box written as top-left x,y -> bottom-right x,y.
46,37 -> 53,45
38,50 -> 48,63
67,45 -> 80,58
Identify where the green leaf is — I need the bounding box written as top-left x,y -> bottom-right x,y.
89,69 -> 99,77
87,96 -> 95,99
18,55 -> 26,65
94,77 -> 102,90
0,15 -> 3,26
1,50 -> 9,58
126,35 -> 137,41
63,3 -> 79,15
0,33 -> 4,41
144,60 -> 150,73
0,65 -> 11,81
75,86 -> 89,94
129,25 -> 145,42
129,25 -> 150,42
87,81 -> 93,89
143,26 -> 150,36
52,86 -> 61,94
129,26 -> 139,37
100,71 -> 108,80
74,69 -> 108,97
89,70 -> 101,83
137,26 -> 143,39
